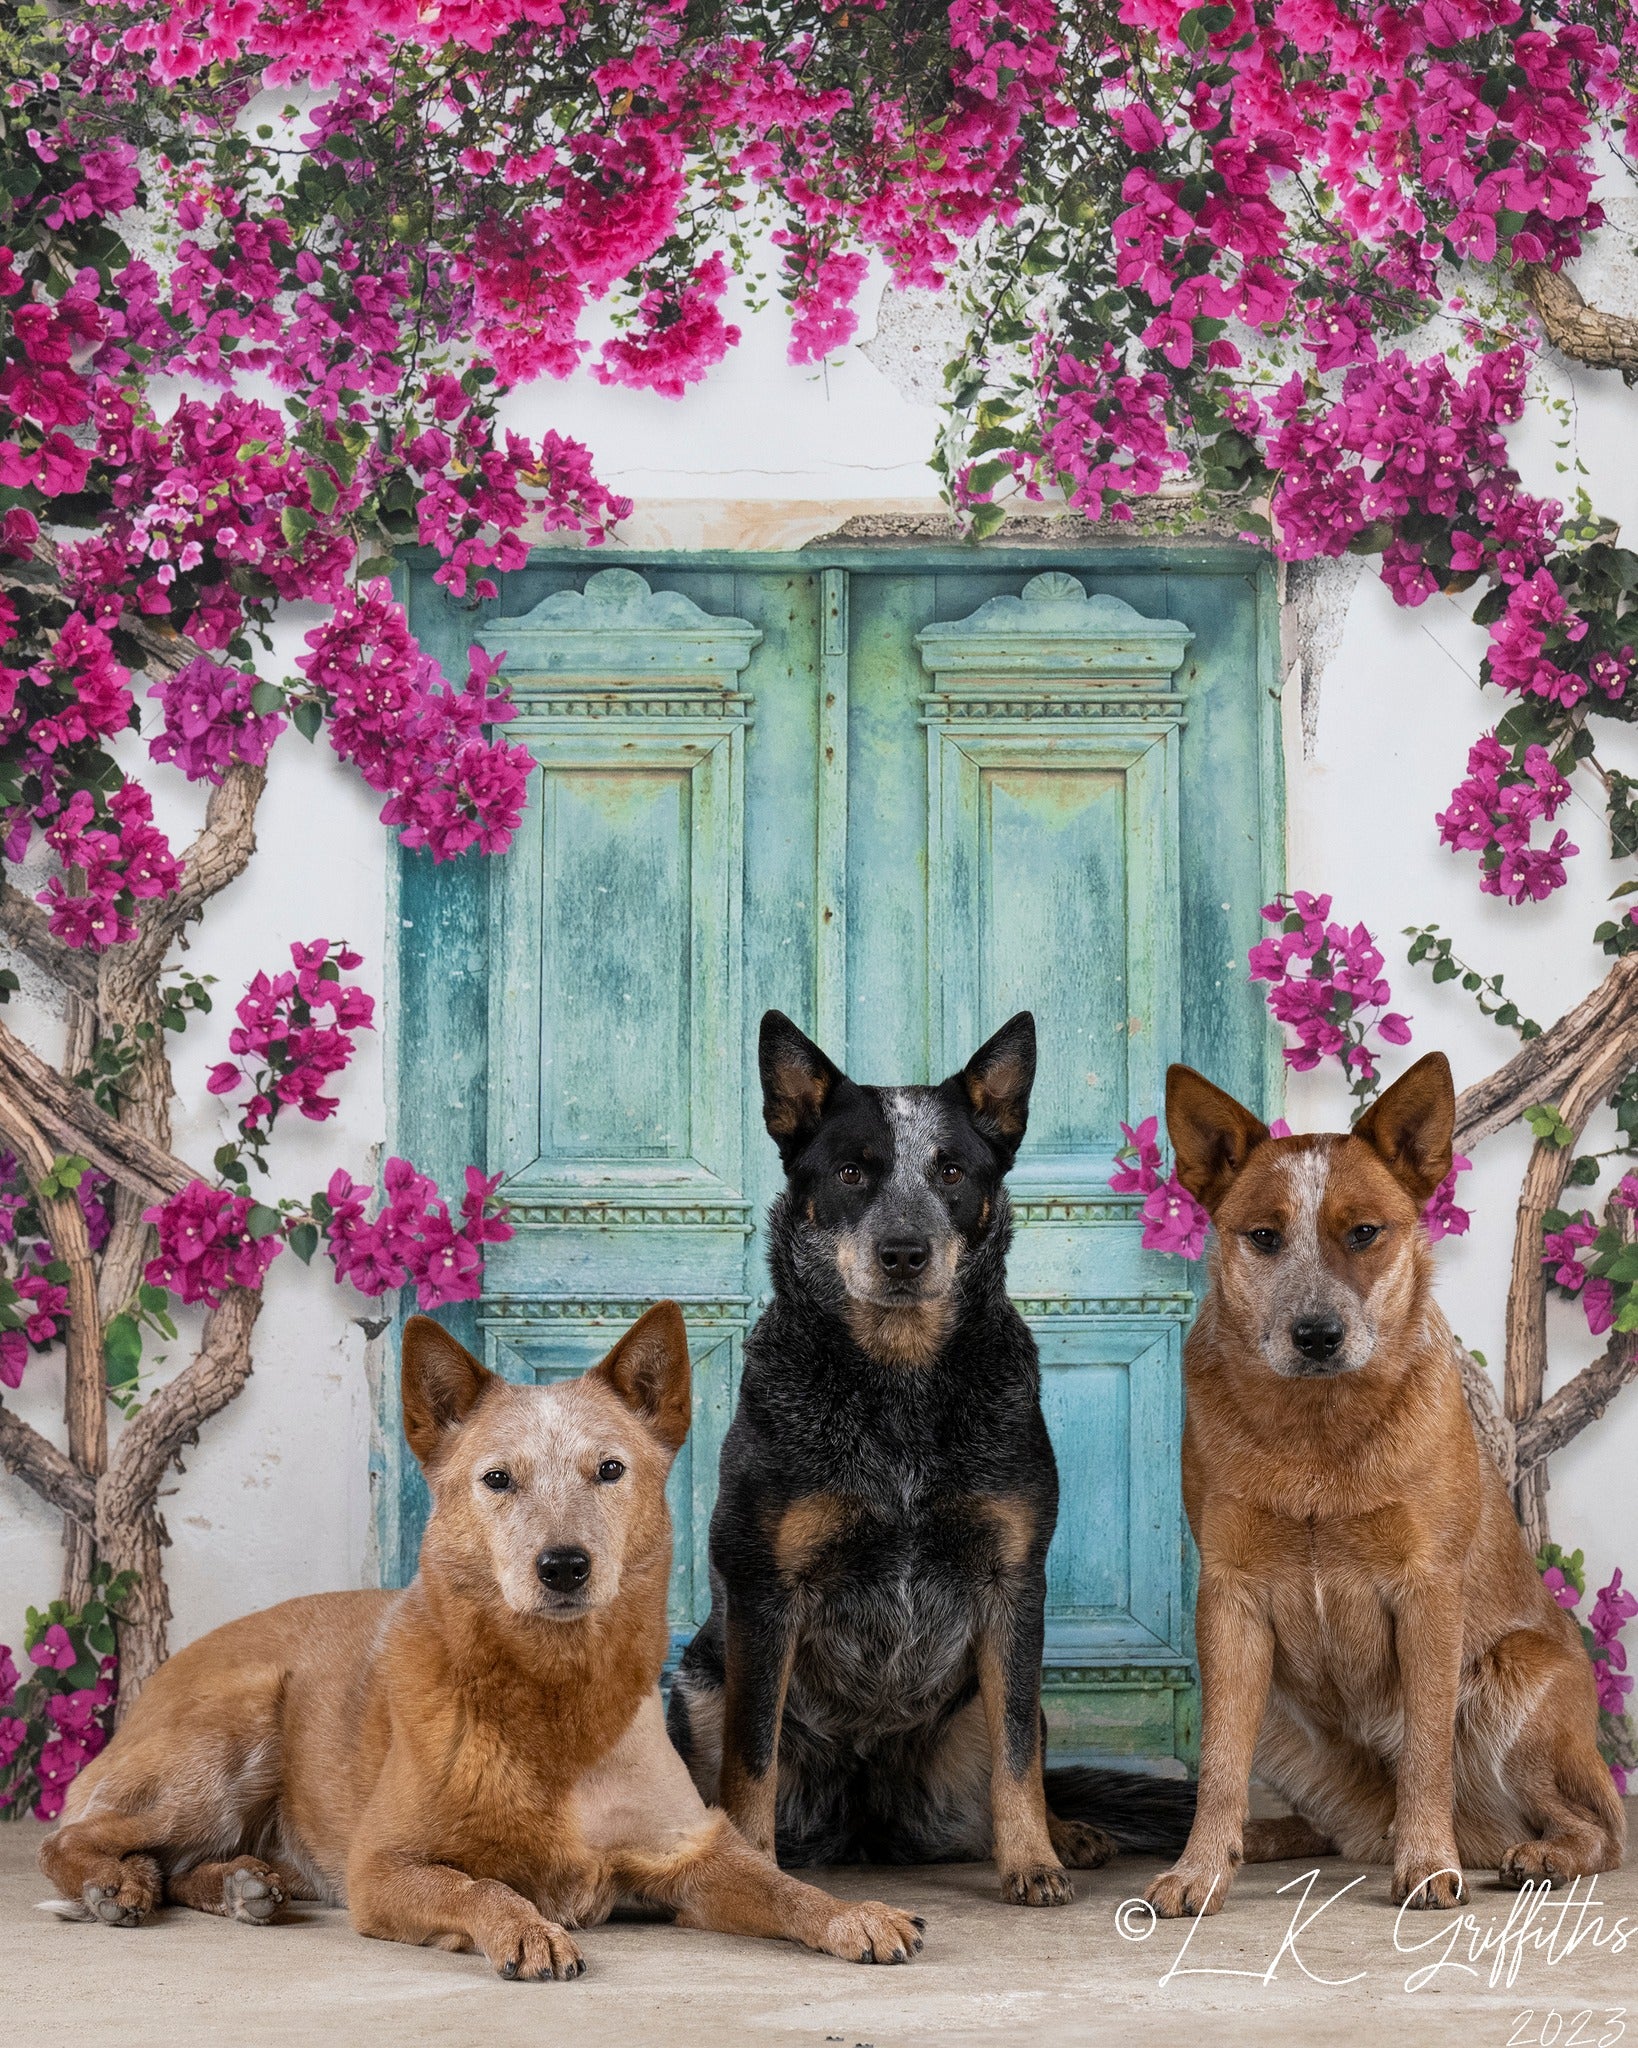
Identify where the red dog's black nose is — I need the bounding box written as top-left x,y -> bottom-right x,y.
1290,1315 -> 1346,1362
537,1546 -> 591,1594
878,1239 -> 929,1275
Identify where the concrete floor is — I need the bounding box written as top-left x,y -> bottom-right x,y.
5,1811 -> 1635,2047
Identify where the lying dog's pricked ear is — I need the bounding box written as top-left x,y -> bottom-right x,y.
760,1010 -> 844,1168
949,1012 -> 1036,1169
1166,1065 -> 1270,1212
590,1300 -> 692,1454
402,1316 -> 496,1468
1352,1050 -> 1454,1206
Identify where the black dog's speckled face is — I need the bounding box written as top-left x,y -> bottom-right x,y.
759,1011 -> 1036,1366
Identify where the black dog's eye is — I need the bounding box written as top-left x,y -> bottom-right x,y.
1346,1224 -> 1382,1251
939,1162 -> 965,1186
1246,1228 -> 1283,1255
837,1163 -> 864,1186
481,1469 -> 512,1493
596,1459 -> 626,1484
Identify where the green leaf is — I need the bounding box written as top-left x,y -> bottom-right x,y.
280,504 -> 314,548
292,700 -> 323,742
1180,3 -> 1233,49
968,502 -> 1007,540
354,556 -> 396,580
1566,1154 -> 1602,1187
1524,1103 -> 1574,1147
104,1313 -> 142,1387
964,459 -> 1012,497
305,466 -> 338,516
246,1204 -> 283,1241
288,1221 -> 319,1265
250,681 -> 285,717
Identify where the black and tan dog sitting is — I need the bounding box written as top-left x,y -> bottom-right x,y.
667,1010 -> 1195,1905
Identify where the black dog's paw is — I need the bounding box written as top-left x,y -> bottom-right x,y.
1000,1863 -> 1075,1908
1049,1816 -> 1117,1870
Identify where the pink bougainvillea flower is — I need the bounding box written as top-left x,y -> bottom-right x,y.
29,1624 -> 76,1671
1541,1566 -> 1581,1611
1140,1177 -> 1210,1260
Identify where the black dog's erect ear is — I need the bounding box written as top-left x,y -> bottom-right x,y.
1352,1050 -> 1455,1207
759,1010 -> 845,1167
401,1316 -> 497,1469
1165,1064 -> 1270,1213
590,1300 -> 692,1456
950,1012 -> 1036,1168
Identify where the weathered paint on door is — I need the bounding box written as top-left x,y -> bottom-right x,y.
388,545 -> 1282,1766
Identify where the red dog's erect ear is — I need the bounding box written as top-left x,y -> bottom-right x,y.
1352,1050 -> 1455,1206
1165,1064 -> 1271,1213
401,1316 -> 497,1468
590,1300 -> 692,1455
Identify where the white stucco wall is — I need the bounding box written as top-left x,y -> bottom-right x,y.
4,244 -> 1637,1662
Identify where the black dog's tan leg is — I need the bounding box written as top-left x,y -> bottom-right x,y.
1147,1565 -> 1273,1917
977,1577 -> 1069,1906
718,1595 -> 796,1859
620,1815 -> 925,1964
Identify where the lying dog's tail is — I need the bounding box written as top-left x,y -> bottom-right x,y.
1044,1765 -> 1196,1855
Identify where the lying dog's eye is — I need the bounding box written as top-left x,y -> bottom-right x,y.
481,1469 -> 512,1493
939,1163 -> 965,1186
1347,1224 -> 1382,1251
596,1459 -> 626,1484
1246,1228 -> 1282,1255
837,1163 -> 864,1186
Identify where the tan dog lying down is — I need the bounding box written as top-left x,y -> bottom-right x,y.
40,1306 -> 927,1976
1147,1055 -> 1624,1919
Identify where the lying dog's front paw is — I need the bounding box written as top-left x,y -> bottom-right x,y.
819,1902 -> 925,1964
1000,1862 -> 1075,1908
1145,1862 -> 1231,1918
1049,1816 -> 1118,1870
1392,1858 -> 1465,1911
491,1917 -> 585,1981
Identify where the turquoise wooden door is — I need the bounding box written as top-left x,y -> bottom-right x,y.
388,546 -> 1281,1767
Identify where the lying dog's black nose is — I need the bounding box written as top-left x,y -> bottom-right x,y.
536,1546 -> 591,1595
878,1239 -> 929,1276
1290,1315 -> 1346,1363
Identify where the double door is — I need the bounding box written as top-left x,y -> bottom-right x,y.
389,547 -> 1281,1765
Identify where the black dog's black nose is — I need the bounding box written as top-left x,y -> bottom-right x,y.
1290,1315 -> 1346,1363
878,1239 -> 929,1276
536,1546 -> 591,1595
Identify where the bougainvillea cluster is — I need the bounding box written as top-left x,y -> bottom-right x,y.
0,1150 -> 106,1393
1539,1545 -> 1636,1792
206,938 -> 374,1145
0,1565 -> 129,1822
